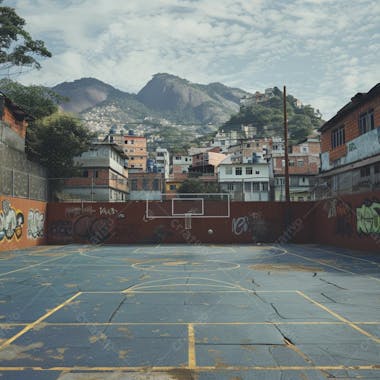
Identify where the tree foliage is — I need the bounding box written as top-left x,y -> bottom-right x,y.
178,179 -> 220,194
0,1 -> 51,74
26,113 -> 93,178
0,78 -> 64,118
222,87 -> 324,144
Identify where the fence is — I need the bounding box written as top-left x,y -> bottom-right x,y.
0,166 -> 48,201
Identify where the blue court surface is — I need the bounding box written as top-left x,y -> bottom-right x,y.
0,244 -> 379,379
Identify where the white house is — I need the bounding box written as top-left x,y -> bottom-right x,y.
217,156 -> 272,201
155,148 -> 170,179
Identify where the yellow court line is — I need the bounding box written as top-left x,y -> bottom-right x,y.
0,292 -> 82,351
188,323 -> 196,369
1,321 -> 380,329
0,254 -> 72,278
297,291 -> 380,344
284,247 -> 380,283
0,365 -> 378,372
28,321 -> 361,327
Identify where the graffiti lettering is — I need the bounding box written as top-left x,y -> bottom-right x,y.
357,201 -> 380,235
99,207 -> 118,216
232,212 -> 268,242
232,216 -> 250,236
27,209 -> 45,239
0,200 -> 24,242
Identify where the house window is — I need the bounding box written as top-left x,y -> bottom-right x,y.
225,167 -> 233,175
169,184 -> 176,190
289,161 -> 295,167
331,126 -> 345,148
152,179 -> 159,191
94,170 -> 99,178
297,160 -> 304,167
142,179 -> 149,190
244,182 -> 251,192
82,170 -> 88,177
235,167 -> 242,175
302,146 -> 308,153
360,166 -> 371,177
374,163 -> 380,174
246,167 -> 253,175
261,182 -> 268,192
252,182 -> 260,192
227,183 -> 234,191
131,179 -> 138,190
359,109 -> 375,135
255,170 -> 260,175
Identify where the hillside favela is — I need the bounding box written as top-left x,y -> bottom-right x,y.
0,1 -> 379,380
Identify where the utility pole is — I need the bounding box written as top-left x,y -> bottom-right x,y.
283,86 -> 290,202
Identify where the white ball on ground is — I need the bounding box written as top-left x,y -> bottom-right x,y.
208,229 -> 213,235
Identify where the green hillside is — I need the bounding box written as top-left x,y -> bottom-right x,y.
222,87 -> 324,143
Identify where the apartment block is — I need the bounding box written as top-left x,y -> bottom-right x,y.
272,138 -> 320,201
319,83 -> 380,195
111,132 -> 147,172
62,142 -> 128,202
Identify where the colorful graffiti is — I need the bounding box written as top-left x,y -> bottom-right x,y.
357,200 -> 380,235
0,199 -> 24,242
27,209 -> 45,239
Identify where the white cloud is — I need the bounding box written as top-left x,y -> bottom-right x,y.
4,0 -> 380,119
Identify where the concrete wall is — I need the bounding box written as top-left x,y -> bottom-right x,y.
0,145 -> 48,200
0,196 -> 47,251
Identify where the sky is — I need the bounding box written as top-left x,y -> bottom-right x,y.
5,0 -> 380,119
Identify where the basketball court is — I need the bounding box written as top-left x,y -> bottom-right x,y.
0,242 -> 379,379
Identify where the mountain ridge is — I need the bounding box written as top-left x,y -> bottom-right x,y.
53,74 -> 252,128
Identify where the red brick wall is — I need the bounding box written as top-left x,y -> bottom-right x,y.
0,196 -> 47,251
2,107 -> 28,138
313,192 -> 379,251
321,94 -> 380,154
1,194 -> 377,252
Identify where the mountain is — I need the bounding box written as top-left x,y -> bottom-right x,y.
136,73 -> 250,124
52,75 -> 322,145
52,77 -> 123,114
53,74 -> 252,129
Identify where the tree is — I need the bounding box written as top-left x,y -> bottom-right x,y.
28,113 -> 93,178
178,179 -> 205,194
0,1 -> 51,75
0,78 -> 64,118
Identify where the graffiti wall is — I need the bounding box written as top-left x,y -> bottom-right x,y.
2,193 -> 378,252
47,201 -> 312,245
315,192 -> 380,251
0,196 -> 47,251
